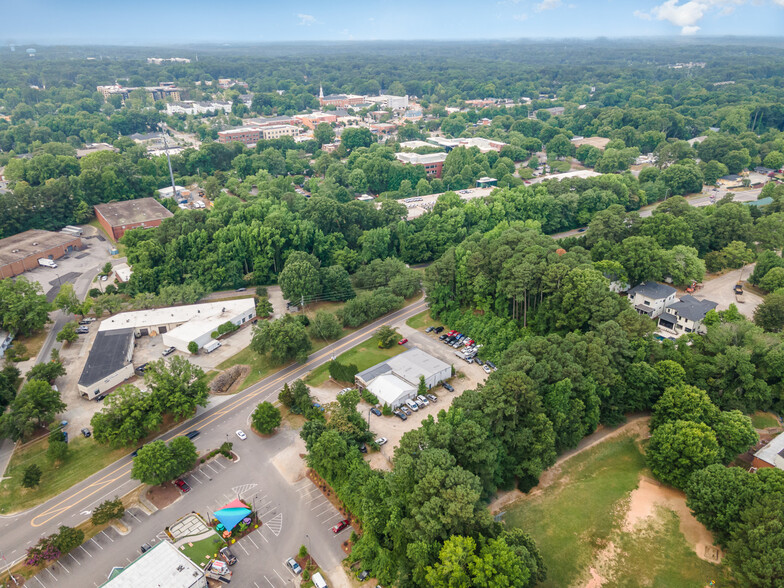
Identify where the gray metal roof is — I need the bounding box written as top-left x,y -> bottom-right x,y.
78,329 -> 134,387
658,312 -> 678,324
356,349 -> 450,387
628,282 -> 677,300
668,295 -> 718,322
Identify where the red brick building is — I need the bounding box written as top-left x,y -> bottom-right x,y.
394,152 -> 448,178
95,198 -> 173,241
0,230 -> 82,279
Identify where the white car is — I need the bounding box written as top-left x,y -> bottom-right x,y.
235,430 -> 247,440
375,437 -> 388,446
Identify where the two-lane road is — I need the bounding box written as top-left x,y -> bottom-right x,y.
1,298 -> 428,566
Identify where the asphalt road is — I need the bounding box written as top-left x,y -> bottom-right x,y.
0,298 -> 428,578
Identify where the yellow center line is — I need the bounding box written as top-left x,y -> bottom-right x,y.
29,301 -> 426,527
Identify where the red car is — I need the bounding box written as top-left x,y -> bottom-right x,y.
331,519 -> 350,533
398,338 -> 408,345
174,478 -> 190,493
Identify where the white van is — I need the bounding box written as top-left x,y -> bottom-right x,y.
312,572 -> 328,588
38,258 -> 57,268
204,340 -> 222,353
405,399 -> 419,412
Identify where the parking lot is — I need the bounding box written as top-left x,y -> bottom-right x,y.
693,262 -> 762,319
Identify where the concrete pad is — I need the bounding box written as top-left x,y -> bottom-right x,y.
271,435 -> 307,484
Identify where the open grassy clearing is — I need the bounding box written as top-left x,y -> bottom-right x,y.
305,336 -> 406,386
180,534 -> 223,567
405,309 -> 444,331
504,434 -> 730,587
0,435 -> 127,514
12,329 -> 48,361
751,411 -> 780,429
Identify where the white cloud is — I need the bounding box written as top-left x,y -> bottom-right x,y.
512,12 -> 529,20
536,0 -> 563,11
296,13 -> 316,26
632,0 -> 784,35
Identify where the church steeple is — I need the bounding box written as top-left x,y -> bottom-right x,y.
319,84 -> 324,99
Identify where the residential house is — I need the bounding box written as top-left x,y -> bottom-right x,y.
627,282 -> 677,318
657,295 -> 718,335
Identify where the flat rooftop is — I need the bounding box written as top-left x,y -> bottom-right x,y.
78,329 -> 134,387
99,540 -> 204,588
0,230 -> 81,266
395,152 -> 447,165
99,299 -> 256,332
94,198 -> 173,227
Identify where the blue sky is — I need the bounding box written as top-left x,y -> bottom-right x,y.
4,0 -> 784,44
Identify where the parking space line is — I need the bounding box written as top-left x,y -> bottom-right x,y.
259,529 -> 270,543
68,553 -> 81,566
101,530 -> 114,543
58,561 -> 70,574
189,473 -> 204,484
314,504 -> 334,517
79,545 -> 93,558
310,499 -> 328,511
246,535 -> 259,550
273,568 -> 285,583
45,567 -> 57,581
254,583 -> 261,588
322,512 -> 342,524
204,463 -> 218,474
34,575 -> 45,587
214,460 -> 226,469
90,538 -> 103,550
294,479 -> 311,489
263,576 -> 274,587
236,541 -> 249,556
127,510 -> 142,523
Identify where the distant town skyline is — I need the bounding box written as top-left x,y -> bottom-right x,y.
3,0 -> 784,45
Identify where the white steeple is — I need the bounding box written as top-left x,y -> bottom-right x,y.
319,84 -> 324,99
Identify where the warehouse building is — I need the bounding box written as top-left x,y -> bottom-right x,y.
78,328 -> 135,400
355,349 -> 451,409
94,198 -> 174,241
100,540 -> 206,588
0,229 -> 82,279
98,299 -> 256,352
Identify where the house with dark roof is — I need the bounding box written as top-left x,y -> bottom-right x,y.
78,329 -> 134,400
627,282 -> 677,318
657,295 -> 718,335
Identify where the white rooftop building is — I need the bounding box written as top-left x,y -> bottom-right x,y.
99,299 -> 256,352
100,540 -> 206,588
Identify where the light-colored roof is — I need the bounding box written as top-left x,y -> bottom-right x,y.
395,152 -> 447,165
368,374 -> 416,406
0,229 -> 81,266
114,263 -> 132,283
99,540 -> 204,588
754,431 -> 784,469
385,349 -> 451,386
94,198 -> 173,227
99,299 -> 255,333
398,140 -> 434,150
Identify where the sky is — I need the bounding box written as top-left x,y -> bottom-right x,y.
3,0 -> 784,45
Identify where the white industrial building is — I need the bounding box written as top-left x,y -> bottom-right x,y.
100,540 -> 206,588
98,299 -> 256,352
355,349 -> 451,409
78,328 -> 135,400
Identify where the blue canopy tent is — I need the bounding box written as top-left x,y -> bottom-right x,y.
213,499 -> 252,532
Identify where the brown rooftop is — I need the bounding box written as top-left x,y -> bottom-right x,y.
0,230 -> 82,266
94,198 -> 173,227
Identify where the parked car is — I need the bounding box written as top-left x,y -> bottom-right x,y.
400,405 -> 412,415
62,431 -> 68,443
398,338 -> 408,345
235,287 -> 247,292
236,429 -> 247,440
405,399 -> 419,412
81,428 -> 91,438
394,410 -> 407,421
439,334 -> 449,340
486,361 -> 497,371
426,394 -> 438,403
442,382 -> 455,392
286,558 -> 302,574
76,327 -> 89,334
359,570 -> 370,581
370,407 -> 382,417
332,519 -> 350,533
425,327 -> 434,333
219,546 -> 237,565
140,543 -> 152,554
162,346 -> 176,356
375,437 -> 388,446
78,319 -> 92,326
417,395 -> 429,406
135,363 -> 148,374
185,430 -> 200,440
174,478 -> 191,493
483,365 -> 492,374
434,326 -> 444,334
359,444 -> 367,454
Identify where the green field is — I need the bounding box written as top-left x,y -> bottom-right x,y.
751,411 -> 780,429
0,435 -> 128,514
216,347 -> 279,389
180,534 -> 224,567
405,309 -> 443,331
305,336 -> 406,386
504,435 -> 729,587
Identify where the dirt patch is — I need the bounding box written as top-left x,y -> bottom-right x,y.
488,416 -> 650,514
624,475 -> 721,563
271,435 -> 307,484
366,450 -> 392,472
209,365 -> 249,395
146,482 -> 182,510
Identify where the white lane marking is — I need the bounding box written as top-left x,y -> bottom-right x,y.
68,553 -> 81,566
247,535 -> 259,550
101,530 -> 114,543
310,499 -> 328,511
79,545 -> 93,558
34,575 -> 46,587
45,567 -> 57,581
263,576 -> 274,587
58,561 -> 70,574
273,568 -> 286,583
90,538 -> 103,550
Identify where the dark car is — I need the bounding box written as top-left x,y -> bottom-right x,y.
140,543 -> 152,554
219,546 -> 237,566
486,361 -> 497,370
130,445 -> 144,457
174,478 -> 191,493
185,430 -> 200,440
359,444 -> 367,454
442,382 -> 455,392
62,431 -> 68,443
439,334 -> 448,340
434,326 -> 444,334
577,227 -> 587,233
81,428 -> 91,438
370,407 -> 382,417
96,393 -> 107,401
359,570 -> 370,581
475,358 -> 484,366
135,363 -> 148,374
394,411 -> 407,421
78,319 -> 92,326
425,326 -> 434,333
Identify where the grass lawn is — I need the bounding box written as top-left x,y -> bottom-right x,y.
180,534 -> 224,568
0,435 -> 128,514
504,435 -> 729,587
12,329 -> 49,361
305,336 -> 406,387
751,411 -> 780,429
216,347 -> 279,389
405,309 -> 443,331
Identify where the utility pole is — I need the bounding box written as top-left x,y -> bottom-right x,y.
160,126 -> 178,200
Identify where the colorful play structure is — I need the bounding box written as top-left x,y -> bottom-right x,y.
213,499 -> 253,536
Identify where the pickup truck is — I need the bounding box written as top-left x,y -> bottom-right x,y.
205,559 -> 232,583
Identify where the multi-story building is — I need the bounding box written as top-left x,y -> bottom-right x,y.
294,112 -> 338,129
217,125 -> 298,144
94,198 -> 174,241
395,152 -> 448,178
261,125 -> 299,140
318,85 -> 365,108
365,95 -> 409,109
246,116 -> 297,128
657,295 -> 718,335
627,282 -> 678,319
97,84 -> 182,102
166,101 -> 232,115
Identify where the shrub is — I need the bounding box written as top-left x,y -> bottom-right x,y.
188,341 -> 198,354
252,402 -> 282,434
361,389 -> 379,405
382,404 -> 392,416
299,544 -> 308,558
22,464 -> 42,488
328,360 -> 359,383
